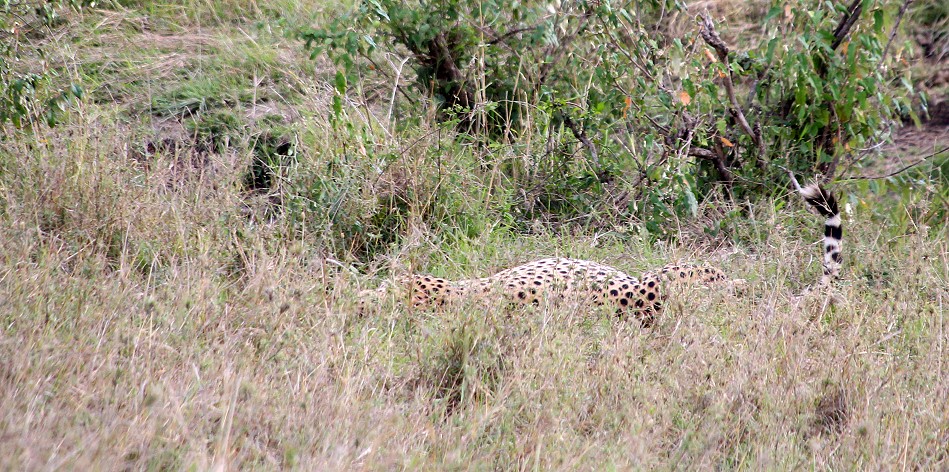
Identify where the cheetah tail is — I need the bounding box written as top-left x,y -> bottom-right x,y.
799,184 -> 842,285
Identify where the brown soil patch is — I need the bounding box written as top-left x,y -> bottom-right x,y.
866,97 -> 949,179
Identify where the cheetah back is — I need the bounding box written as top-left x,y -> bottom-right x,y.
398,258 -> 729,324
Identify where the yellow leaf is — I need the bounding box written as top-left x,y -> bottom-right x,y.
678,91 -> 691,106
704,48 -> 717,62
720,137 -> 734,147
623,96 -> 632,117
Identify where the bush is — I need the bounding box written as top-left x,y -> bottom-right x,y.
301,0 -> 917,230
0,1 -> 91,127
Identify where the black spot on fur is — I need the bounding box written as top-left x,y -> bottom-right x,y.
620,298 -> 629,306
803,185 -> 839,217
647,292 -> 656,301
609,289 -> 618,296
825,225 -> 843,241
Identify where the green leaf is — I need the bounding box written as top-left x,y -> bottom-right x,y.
332,95 -> 342,118
334,71 -> 347,94
765,37 -> 779,63
682,185 -> 698,218
873,9 -> 884,34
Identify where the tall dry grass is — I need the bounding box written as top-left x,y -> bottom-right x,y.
1,1 -> 947,470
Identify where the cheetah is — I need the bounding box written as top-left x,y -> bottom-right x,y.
362,258 -> 734,325
360,184 -> 841,324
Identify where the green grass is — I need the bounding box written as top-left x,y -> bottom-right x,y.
1,0 -> 948,470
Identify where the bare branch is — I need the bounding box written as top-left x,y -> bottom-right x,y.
877,0 -> 914,75
831,0 -> 864,51
785,168 -> 805,193
562,113 -> 599,167
486,26 -> 537,46
688,147 -> 735,185
839,145 -> 949,182
688,147 -> 716,159
753,121 -> 767,167
698,13 -> 730,62
699,13 -> 762,156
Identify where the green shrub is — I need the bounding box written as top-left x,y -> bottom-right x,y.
301,0 -> 918,232
0,1 -> 92,127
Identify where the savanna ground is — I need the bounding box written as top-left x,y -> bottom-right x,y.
1,0 -> 948,470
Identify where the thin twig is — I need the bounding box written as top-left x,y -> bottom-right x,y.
877,0 -> 914,75
839,145 -> 949,182
831,0 -> 864,51
785,167 -> 805,193
562,113 -> 599,167
699,13 -> 762,156
538,12 -> 593,86
364,56 -> 416,105
688,145 -> 735,185
385,54 -> 411,124
486,26 -> 537,46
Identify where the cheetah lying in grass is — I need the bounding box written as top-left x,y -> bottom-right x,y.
361,184 -> 841,324
363,258 -> 736,325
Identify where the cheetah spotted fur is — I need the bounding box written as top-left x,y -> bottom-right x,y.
361,184 -> 840,324
365,259 -> 733,325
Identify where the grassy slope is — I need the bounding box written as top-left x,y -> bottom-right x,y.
1,1 -> 947,470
